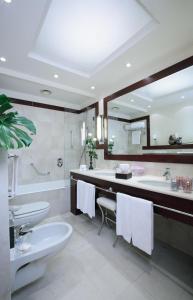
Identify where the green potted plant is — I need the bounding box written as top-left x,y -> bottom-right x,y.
0,94 -> 36,149
108,138 -> 114,155
85,133 -> 98,170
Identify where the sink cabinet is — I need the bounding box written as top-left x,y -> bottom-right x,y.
70,172 -> 193,226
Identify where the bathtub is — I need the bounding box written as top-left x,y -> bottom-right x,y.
17,179 -> 70,195
13,180 -> 71,217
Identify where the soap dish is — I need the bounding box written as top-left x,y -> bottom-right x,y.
115,173 -> 132,180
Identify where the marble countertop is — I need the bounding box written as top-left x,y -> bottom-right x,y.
71,169 -> 193,201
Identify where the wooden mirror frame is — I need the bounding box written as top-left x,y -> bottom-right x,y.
104,55 -> 193,163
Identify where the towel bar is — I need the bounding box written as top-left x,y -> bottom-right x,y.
70,176 -> 193,219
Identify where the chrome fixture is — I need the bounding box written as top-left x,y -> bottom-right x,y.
57,158 -> 63,167
18,224 -> 33,236
163,167 -> 171,181
30,162 -> 50,176
14,224 -> 32,241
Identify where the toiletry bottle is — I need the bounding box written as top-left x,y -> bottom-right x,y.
9,211 -> 15,249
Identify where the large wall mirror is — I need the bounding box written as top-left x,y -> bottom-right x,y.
104,56 -> 193,163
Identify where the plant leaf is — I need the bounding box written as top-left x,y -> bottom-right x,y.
10,126 -> 33,147
0,102 -> 13,114
11,116 -> 36,134
0,94 -> 36,149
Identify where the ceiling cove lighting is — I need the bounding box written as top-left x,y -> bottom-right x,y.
0,57 -> 6,62
30,0 -> 156,77
54,74 -> 59,79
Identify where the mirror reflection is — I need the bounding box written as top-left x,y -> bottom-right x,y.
107,65 -> 193,155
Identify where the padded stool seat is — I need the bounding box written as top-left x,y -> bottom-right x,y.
96,196 -> 118,246
97,197 -> 116,212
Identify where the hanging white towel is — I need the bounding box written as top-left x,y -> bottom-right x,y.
116,193 -> 132,243
132,130 -> 141,144
131,196 -> 154,255
77,180 -> 95,218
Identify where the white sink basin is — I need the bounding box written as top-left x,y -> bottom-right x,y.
138,179 -> 170,188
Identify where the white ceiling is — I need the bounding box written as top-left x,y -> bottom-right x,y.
30,0 -> 156,77
0,0 -> 193,109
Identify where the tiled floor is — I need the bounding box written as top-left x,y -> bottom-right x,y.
12,213 -> 193,300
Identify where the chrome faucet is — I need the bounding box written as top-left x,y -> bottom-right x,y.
15,224 -> 33,240
19,224 -> 33,235
163,167 -> 171,181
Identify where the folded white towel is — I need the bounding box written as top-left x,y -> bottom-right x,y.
77,180 -> 95,218
131,196 -> 154,255
116,193 -> 154,255
116,193 -> 132,243
132,130 -> 141,144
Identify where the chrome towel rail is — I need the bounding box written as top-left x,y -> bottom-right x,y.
71,176 -> 193,218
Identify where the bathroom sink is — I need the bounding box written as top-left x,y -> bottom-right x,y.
138,179 -> 170,188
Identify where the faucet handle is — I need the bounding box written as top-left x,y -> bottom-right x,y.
19,224 -> 33,236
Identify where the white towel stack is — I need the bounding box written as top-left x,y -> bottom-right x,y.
116,193 -> 154,255
77,180 -> 95,218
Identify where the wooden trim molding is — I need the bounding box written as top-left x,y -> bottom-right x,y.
104,55 -> 193,164
11,97 -> 98,114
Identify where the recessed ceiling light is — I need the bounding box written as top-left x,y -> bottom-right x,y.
0,57 -> 6,62
90,86 -> 95,90
126,62 -> 131,68
54,74 -> 59,79
130,99 -> 134,102
40,89 -> 52,96
112,106 -> 119,111
4,0 -> 12,3
181,95 -> 185,99
147,105 -> 151,108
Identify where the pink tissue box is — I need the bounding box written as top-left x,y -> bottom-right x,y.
131,166 -> 145,176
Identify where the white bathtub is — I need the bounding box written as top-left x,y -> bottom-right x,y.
16,180 -> 70,196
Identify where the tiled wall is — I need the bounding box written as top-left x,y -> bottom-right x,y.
9,104 -> 65,185
95,149 -> 193,257
9,104 -> 95,218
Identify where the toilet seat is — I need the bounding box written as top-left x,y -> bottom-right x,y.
14,202 -> 50,219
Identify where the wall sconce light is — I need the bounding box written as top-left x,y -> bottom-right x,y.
81,121 -> 86,146
97,99 -> 104,143
97,115 -> 104,143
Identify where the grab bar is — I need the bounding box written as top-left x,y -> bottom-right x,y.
30,163 -> 50,176
8,154 -> 19,159
70,176 -> 193,218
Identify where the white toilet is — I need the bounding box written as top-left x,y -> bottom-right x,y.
11,202 -> 50,227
